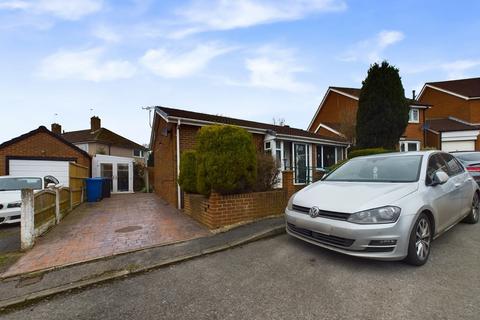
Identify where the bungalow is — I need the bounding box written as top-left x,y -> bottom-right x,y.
418,77 -> 480,151
307,87 -> 431,151
150,106 -> 349,208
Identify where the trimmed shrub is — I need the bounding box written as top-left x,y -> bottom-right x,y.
348,148 -> 393,159
254,152 -> 280,191
196,125 -> 257,195
178,150 -> 198,193
133,163 -> 146,192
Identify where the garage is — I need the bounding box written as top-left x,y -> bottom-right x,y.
441,140 -> 475,152
7,158 -> 71,187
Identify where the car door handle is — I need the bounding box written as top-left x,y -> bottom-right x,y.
466,178 -> 473,182
454,183 -> 462,188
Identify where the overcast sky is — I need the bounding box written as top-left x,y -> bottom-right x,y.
1,0 -> 479,145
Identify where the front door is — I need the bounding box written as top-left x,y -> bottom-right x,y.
116,163 -> 130,192
293,143 -> 310,184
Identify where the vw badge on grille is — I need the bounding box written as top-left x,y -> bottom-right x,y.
309,206 -> 320,218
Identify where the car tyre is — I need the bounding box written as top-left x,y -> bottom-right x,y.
463,192 -> 480,224
405,213 -> 432,266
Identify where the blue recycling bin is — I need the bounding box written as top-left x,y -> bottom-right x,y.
86,178 -> 103,202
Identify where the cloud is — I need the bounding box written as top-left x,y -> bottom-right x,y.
0,0 -> 103,20
92,25 -> 121,43
170,0 -> 347,38
244,47 -> 314,92
139,43 -> 233,78
340,30 -> 405,63
441,59 -> 480,79
38,47 -> 136,81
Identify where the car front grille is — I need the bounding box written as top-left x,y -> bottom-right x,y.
292,204 -> 350,221
287,223 -> 355,247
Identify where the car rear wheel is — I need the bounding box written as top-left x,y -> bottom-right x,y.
405,213 -> 432,266
463,192 -> 480,224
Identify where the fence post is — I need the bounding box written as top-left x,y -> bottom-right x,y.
55,188 -> 61,224
20,189 -> 35,250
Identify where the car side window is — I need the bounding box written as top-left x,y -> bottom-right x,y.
440,153 -> 464,176
426,154 -> 448,185
44,175 -> 59,187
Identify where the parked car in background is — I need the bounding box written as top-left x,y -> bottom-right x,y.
285,151 -> 479,266
0,175 -> 59,225
451,151 -> 480,185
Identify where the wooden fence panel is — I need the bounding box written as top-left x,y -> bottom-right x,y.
34,190 -> 56,236
59,188 -> 71,218
69,162 -> 88,208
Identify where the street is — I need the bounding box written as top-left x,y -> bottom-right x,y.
2,221 -> 479,320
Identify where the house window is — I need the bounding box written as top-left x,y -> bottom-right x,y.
400,141 -> 420,152
293,143 -> 311,184
409,109 -> 419,123
317,145 -> 345,169
133,149 -> 144,158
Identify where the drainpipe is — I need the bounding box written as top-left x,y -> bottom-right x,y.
176,119 -> 182,209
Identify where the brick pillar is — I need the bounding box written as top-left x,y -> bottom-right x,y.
282,170 -> 296,200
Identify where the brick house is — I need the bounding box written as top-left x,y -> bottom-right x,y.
55,116 -> 148,163
418,77 -> 480,151
307,87 -> 431,151
0,126 -> 91,185
150,106 -> 349,208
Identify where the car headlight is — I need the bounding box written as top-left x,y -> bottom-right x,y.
347,206 -> 401,224
287,194 -> 295,210
7,201 -> 21,209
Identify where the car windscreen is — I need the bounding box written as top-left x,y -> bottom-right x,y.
454,153 -> 480,162
324,155 -> 423,183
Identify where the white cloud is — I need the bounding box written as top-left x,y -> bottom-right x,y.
38,47 -> 136,81
441,59 -> 480,79
139,43 -> 233,78
0,0 -> 103,20
93,25 -> 121,43
244,47 -> 314,92
340,30 -> 405,63
170,0 -> 347,38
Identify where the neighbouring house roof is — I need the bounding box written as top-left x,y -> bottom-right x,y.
62,128 -> 147,151
307,86 -> 431,131
0,126 -> 91,158
424,77 -> 480,99
426,117 -> 480,133
155,106 -> 349,145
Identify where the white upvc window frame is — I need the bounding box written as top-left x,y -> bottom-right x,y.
408,108 -> 420,123
133,149 -> 144,158
400,140 -> 420,152
292,142 -> 312,185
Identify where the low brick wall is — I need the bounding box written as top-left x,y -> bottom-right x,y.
184,190 -> 287,229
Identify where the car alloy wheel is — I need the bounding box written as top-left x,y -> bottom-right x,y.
415,217 -> 431,261
472,193 -> 479,221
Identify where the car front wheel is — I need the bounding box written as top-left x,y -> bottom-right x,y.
405,213 -> 432,266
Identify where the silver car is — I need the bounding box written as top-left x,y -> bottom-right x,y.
285,151 -> 479,265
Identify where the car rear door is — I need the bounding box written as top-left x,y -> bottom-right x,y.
426,154 -> 459,233
441,153 -> 473,222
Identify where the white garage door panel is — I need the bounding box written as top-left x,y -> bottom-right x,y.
442,141 -> 475,152
9,160 -> 70,187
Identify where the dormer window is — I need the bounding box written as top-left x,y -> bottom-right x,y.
409,108 -> 419,123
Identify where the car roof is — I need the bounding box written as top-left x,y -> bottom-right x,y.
355,150 -> 438,159
0,175 -> 43,180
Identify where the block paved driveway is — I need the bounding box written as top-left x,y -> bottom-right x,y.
1,193 -> 210,278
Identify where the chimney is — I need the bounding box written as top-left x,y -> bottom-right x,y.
91,116 -> 101,132
51,123 -> 62,135
412,90 -> 416,100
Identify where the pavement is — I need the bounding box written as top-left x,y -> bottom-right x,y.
1,220 -> 478,320
1,193 -> 210,278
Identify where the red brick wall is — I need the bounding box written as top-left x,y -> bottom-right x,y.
0,130 -> 91,176
425,130 -> 441,149
183,190 -> 287,229
402,108 -> 426,147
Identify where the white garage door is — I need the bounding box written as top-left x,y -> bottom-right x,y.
442,141 -> 475,152
9,159 -> 70,187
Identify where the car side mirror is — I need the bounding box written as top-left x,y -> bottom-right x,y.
432,171 -> 449,186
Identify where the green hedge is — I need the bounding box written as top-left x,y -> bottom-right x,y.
196,125 -> 257,195
178,150 -> 198,193
348,148 -> 393,159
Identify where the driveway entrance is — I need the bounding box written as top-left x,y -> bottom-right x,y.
2,193 -> 210,277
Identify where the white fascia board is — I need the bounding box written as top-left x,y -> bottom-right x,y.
441,130 -> 480,142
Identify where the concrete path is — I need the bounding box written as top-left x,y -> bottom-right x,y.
1,193 -> 210,278
2,220 -> 479,319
